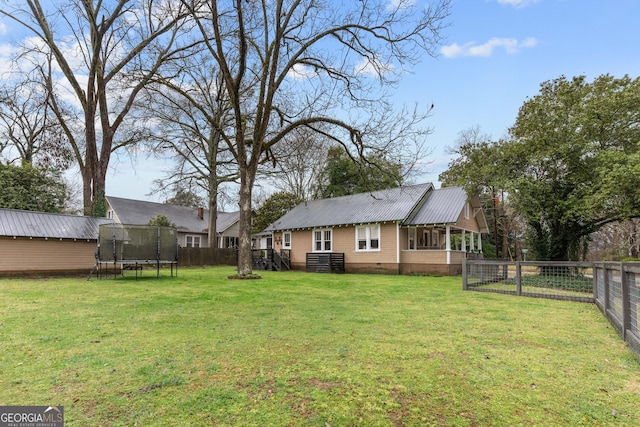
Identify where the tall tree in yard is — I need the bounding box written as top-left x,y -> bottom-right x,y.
261,127 -> 330,201
142,53 -> 238,248
252,192 -> 303,235
1,0 -> 189,216
507,75 -> 640,261
319,146 -> 404,198
439,126 -> 510,259
442,75 -> 640,261
0,163 -> 67,212
0,62 -> 72,170
184,0 -> 450,275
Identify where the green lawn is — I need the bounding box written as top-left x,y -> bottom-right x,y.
1,267 -> 639,426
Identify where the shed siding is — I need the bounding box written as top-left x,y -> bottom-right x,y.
0,237 -> 97,274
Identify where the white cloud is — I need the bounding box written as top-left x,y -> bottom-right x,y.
354,56 -> 394,77
287,63 -> 317,80
387,0 -> 416,10
0,22 -> 7,35
496,0 -> 541,8
441,37 -> 537,58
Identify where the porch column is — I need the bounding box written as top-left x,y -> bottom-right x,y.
461,230 -> 466,252
478,233 -> 483,252
396,223 -> 400,264
446,225 -> 451,265
470,232 -> 475,252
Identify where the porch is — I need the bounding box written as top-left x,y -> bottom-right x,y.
399,225 -> 483,275
404,224 -> 483,254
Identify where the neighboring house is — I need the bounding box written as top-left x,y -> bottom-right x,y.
263,183 -> 489,275
253,230 -> 273,250
105,196 -> 240,248
0,208 -> 113,275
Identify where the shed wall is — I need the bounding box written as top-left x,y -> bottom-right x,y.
0,237 -> 96,275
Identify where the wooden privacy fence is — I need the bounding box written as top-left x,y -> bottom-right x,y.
178,247 -> 237,267
463,259 -> 640,361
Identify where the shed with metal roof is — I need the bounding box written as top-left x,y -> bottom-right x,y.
0,208 -> 114,276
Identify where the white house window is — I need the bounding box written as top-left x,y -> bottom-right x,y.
283,232 -> 291,249
408,227 -> 416,250
432,230 -> 439,248
464,203 -> 470,219
313,229 -> 332,252
224,236 -> 239,248
356,225 -> 380,251
186,235 -> 201,248
423,230 -> 430,247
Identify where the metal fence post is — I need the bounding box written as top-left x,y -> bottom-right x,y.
592,264 -> 599,303
621,263 -> 631,341
603,264 -> 610,313
516,261 -> 522,296
462,257 -> 468,290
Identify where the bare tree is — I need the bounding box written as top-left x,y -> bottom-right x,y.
1,0 -> 190,215
262,127 -> 330,200
184,0 -> 451,275
589,219 -> 640,260
140,48 -> 239,247
0,56 -> 71,170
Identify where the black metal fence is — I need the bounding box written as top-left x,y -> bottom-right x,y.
593,262 -> 640,359
463,259 -> 594,303
463,259 -> 640,361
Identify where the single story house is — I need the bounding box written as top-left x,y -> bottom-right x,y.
0,208 -> 113,275
105,196 -> 240,248
263,183 -> 489,275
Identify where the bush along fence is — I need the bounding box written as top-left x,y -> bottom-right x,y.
463,259 -> 640,361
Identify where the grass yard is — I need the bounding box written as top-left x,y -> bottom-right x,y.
1,267 -> 639,426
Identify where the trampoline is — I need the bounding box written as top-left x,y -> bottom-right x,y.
96,223 -> 178,279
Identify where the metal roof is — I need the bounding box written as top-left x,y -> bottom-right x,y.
0,208 -> 113,240
265,183 -> 433,231
405,186 -> 468,225
106,196 -> 239,234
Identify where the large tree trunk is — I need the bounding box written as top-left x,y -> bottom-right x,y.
237,165 -> 255,275
208,179 -> 218,248
92,170 -> 107,217
82,170 -> 93,216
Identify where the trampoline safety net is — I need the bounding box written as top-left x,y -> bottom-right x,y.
97,224 -> 178,278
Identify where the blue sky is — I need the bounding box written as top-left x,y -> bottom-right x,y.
2,0 -> 640,204
397,0 -> 640,184
110,0 -> 640,202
